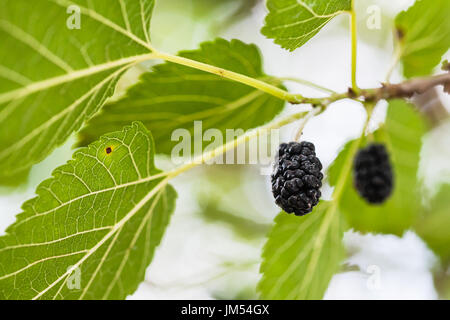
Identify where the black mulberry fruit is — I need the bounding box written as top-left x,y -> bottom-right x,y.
271,141 -> 323,216
353,143 -> 394,204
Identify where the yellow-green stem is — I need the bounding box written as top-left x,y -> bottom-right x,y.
153,51 -> 305,103
166,111 -> 308,178
386,43 -> 402,83
277,77 -> 337,94
294,107 -> 322,141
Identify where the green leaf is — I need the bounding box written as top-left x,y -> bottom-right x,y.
198,198 -> 271,241
258,201 -> 346,300
261,0 -> 352,51
438,275 -> 450,300
395,0 -> 450,77
0,122 -> 176,300
328,100 -> 428,235
77,38 -> 285,154
415,184 -> 450,264
0,0 -> 155,183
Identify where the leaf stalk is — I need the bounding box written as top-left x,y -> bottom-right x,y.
165,111 -> 309,179
350,8 -> 358,92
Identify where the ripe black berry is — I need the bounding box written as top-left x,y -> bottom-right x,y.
353,143 -> 394,204
271,141 -> 323,216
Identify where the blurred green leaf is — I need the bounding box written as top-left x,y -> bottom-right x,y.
78,39 -> 285,154
152,0 -> 255,52
196,165 -> 275,225
437,271 -> 450,300
328,100 -> 428,235
0,170 -> 29,187
0,122 -> 176,299
415,184 -> 450,264
353,0 -> 400,49
214,287 -> 259,300
261,0 -> 352,51
395,0 -> 450,78
0,0 -> 155,183
209,0 -> 259,34
198,198 -> 270,241
258,201 -> 346,299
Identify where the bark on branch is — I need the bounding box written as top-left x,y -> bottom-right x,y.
363,73 -> 450,101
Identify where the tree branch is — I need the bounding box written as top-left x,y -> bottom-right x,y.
291,72 -> 450,109
362,73 -> 450,101
147,50 -> 449,110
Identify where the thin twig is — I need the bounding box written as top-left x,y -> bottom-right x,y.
293,107 -> 322,141
361,73 -> 450,101
277,77 -> 337,94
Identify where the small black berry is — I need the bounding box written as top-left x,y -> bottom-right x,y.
271,141 -> 323,216
353,143 -> 394,204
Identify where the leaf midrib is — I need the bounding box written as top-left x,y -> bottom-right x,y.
0,53 -> 155,105
31,177 -> 170,300
0,64 -> 131,172
48,0 -> 154,51
9,171 -> 167,231
298,138 -> 360,298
